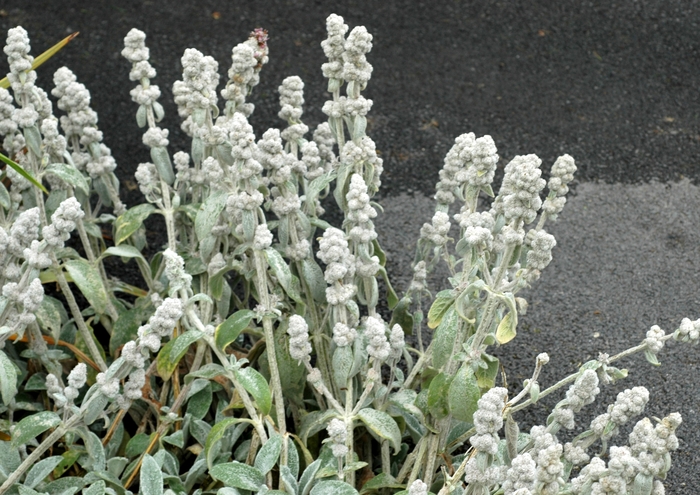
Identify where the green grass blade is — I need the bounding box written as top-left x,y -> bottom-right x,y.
0,152 -> 48,194
0,32 -> 79,89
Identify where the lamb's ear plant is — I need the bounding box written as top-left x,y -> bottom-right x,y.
0,15 -> 695,495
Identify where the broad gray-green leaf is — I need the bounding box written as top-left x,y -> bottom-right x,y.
301,258 -> 326,303
195,190 -> 227,242
157,330 -> 203,380
0,350 -> 17,406
151,146 -> 174,185
332,345 -> 354,389
427,290 -> 455,329
427,372 -> 453,419
234,367 -> 271,415
83,480 -> 106,495
210,461 -> 265,491
99,245 -> 145,262
254,433 -> 282,476
432,307 -> 460,370
36,295 -> 67,342
299,459 -> 321,495
215,309 -> 254,352
64,259 -> 109,315
263,247 -> 302,302
24,455 -> 63,489
447,364 -> 481,423
204,418 -> 250,469
114,203 -> 156,245
310,480 -> 358,495
299,410 -> 339,443
45,163 -> 89,196
140,454 -> 163,495
12,411 -> 61,447
495,312 -> 517,345
280,465 -> 298,495
355,408 -> 401,454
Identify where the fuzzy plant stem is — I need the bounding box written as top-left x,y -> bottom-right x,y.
253,251 -> 287,448
50,252 -> 108,371
74,214 -> 119,322
0,388 -> 106,494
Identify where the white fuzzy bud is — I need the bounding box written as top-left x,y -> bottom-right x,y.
364,316 -> 390,362
287,315 -> 312,362
644,325 -> 665,354
332,322 -> 357,347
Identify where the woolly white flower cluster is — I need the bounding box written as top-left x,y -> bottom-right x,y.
53,67 -> 118,182
287,314 -> 311,362
163,249 -> 193,294
502,453 -> 537,495
435,133 -> 498,205
122,28 -> 162,117
408,480 -> 428,495
326,418 -> 349,458
588,387 -> 649,444
420,211 -> 451,247
332,322 -> 357,347
253,224 -> 273,251
460,211 -> 495,250
173,48 -> 219,136
1,277 -> 43,333
542,154 -> 576,220
220,28 -> 268,119
496,154 -> 547,225
675,317 -> 700,344
364,315 -> 390,361
317,228 -> 356,305
464,387 -> 509,489
644,325 -> 665,354
321,14 -> 348,82
526,230 -> 557,271
257,128 -> 295,187
46,363 -> 87,410
137,297 -> 184,353
549,369 -> 600,431
346,174 -> 378,245
278,76 -> 308,143
339,137 -> 383,193
42,197 -> 84,248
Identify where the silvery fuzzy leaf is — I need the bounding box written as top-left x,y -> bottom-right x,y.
309,480 -> 358,495
152,102 -> 165,122
195,190 -> 227,242
114,203 -> 156,245
140,454 -> 164,495
355,408 -> 402,454
187,384 -> 213,420
279,465 -> 298,495
45,163 -> 90,196
254,434 -> 283,476
64,258 -> 109,315
332,345 -> 354,390
151,146 -> 174,185
263,247 -> 302,303
298,459 -> 321,495
157,330 -> 204,381
234,367 -> 271,416
0,350 -> 17,406
83,480 -> 106,495
24,455 -> 63,489
106,457 -> 129,478
447,364 -> 480,424
431,307 -> 459,370
136,105 -> 147,128
215,310 -> 255,353
210,461 -> 265,491
12,411 -> 61,447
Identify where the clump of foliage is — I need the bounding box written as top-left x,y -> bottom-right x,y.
0,14 -> 695,495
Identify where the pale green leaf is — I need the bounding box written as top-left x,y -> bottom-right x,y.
204,418 -> 251,469
140,454 -> 163,495
447,364 -> 481,423
264,247 -> 302,302
64,259 -> 109,315
114,203 -> 156,245
495,312 -> 517,344
24,455 -> 63,489
12,411 -> 61,447
432,307 -> 460,370
99,245 -> 145,262
210,461 -> 265,491
254,433 -> 282,476
215,309 -> 255,352
355,408 -> 401,454
427,290 -> 455,329
83,480 -> 106,495
157,330 -> 203,381
310,480 -> 358,495
0,350 -> 17,406
45,163 -> 89,196
195,190 -> 227,242
235,367 -> 271,415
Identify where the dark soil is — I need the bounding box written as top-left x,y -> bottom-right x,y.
2,0 -> 700,492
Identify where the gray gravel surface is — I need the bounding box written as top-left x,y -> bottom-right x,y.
375,180 -> 700,493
